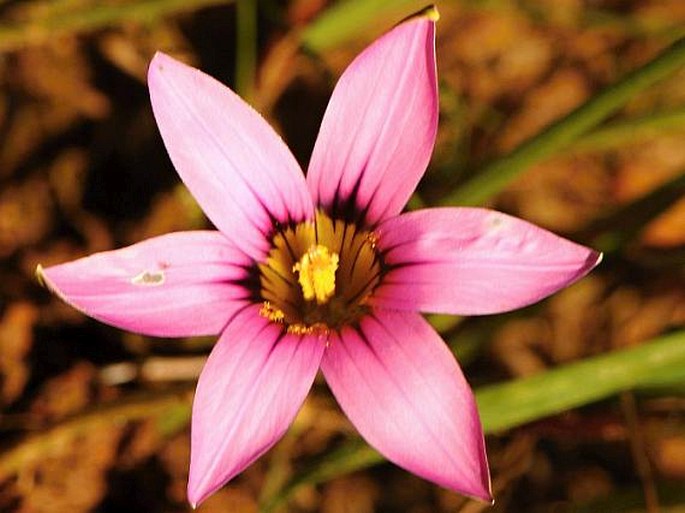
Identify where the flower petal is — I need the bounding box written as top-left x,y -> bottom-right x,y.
148,52 -> 314,260
188,306 -> 326,507
307,13 -> 438,226
321,310 -> 491,501
39,231 -> 250,337
374,208 -> 602,315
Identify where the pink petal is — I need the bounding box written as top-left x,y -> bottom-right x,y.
188,305 -> 326,507
374,208 -> 602,315
39,231 -> 250,337
322,310 -> 491,500
307,14 -> 438,226
148,52 -> 314,261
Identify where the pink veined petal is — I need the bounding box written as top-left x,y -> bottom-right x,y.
373,208 -> 602,315
39,231 -> 250,337
188,305 -> 326,507
148,52 -> 314,261
321,310 -> 491,501
307,14 -> 438,226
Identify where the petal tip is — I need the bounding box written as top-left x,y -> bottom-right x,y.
480,462 -> 494,504
401,4 -> 439,24
594,251 -> 604,268
480,479 -> 495,505
581,249 -> 603,278
187,479 -> 210,510
420,4 -> 440,22
185,451 -> 235,507
461,475 -> 493,504
461,444 -> 493,504
35,264 -> 46,287
474,492 -> 495,505
150,50 -> 171,67
149,51 -> 164,72
148,51 -> 182,86
35,263 -> 62,300
453,480 -> 493,504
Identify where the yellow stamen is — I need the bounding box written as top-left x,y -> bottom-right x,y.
259,301 -> 285,323
292,245 -> 339,304
286,322 -> 329,336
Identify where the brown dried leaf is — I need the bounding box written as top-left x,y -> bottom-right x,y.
16,40 -> 109,120
47,148 -> 89,213
30,362 -> 97,421
439,9 -> 553,103
652,436 -> 685,479
99,23 -> 196,83
14,427 -> 121,513
609,289 -> 683,348
117,420 -> 163,469
321,475 -> 378,513
547,276 -> 607,361
123,186 -> 205,244
642,197 -> 685,247
0,303 -> 37,405
158,432 -> 191,504
0,178 -> 54,258
500,155 -> 612,232
491,318 -> 551,377
196,487 -> 258,513
497,68 -> 590,152
565,466 -> 613,503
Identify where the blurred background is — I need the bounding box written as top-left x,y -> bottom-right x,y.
0,0 -> 684,512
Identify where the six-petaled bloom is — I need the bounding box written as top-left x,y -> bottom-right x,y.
38,7 -> 601,508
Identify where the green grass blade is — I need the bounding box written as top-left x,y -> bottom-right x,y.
301,0 -> 426,52
567,106 -> 685,154
261,329 -> 685,512
477,330 -> 685,432
0,0 -> 235,53
440,36 -> 685,206
235,0 -> 258,101
301,0 -> 685,54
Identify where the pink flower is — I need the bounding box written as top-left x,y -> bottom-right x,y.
38,8 -> 601,507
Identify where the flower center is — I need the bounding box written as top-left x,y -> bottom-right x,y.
293,245 -> 339,305
257,211 -> 382,334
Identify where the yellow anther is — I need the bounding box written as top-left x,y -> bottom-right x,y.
259,301 -> 285,323
293,245 -> 339,304
365,232 -> 378,250
286,322 -> 329,336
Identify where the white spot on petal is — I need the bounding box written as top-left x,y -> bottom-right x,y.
487,212 -> 506,229
131,270 -> 165,286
